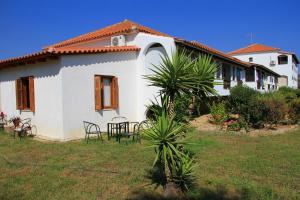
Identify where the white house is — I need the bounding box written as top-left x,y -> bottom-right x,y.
0,20 -> 280,140
228,43 -> 299,88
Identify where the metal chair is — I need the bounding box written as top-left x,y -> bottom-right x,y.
118,122 -> 139,143
83,121 -> 102,143
111,116 -> 128,137
118,120 -> 149,143
111,116 -> 127,122
13,118 -> 35,140
134,120 -> 150,142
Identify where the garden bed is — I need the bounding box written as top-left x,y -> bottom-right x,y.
190,114 -> 299,136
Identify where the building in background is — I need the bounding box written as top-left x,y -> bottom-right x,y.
228,43 -> 299,88
0,20 -> 281,140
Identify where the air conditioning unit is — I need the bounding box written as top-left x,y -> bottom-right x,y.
111,35 -> 126,46
270,60 -> 276,66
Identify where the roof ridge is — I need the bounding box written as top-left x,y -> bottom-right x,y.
228,43 -> 280,55
45,19 -> 170,49
45,20 -> 131,49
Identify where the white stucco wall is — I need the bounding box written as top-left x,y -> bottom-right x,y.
133,33 -> 176,121
0,60 -> 64,140
0,32 -> 177,140
60,52 -> 139,140
233,52 -> 298,88
58,32 -> 176,139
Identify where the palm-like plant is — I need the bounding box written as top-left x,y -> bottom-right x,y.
192,54 -> 219,97
143,112 -> 194,196
145,50 -> 196,116
145,50 -> 218,116
173,154 -> 195,192
143,111 -> 185,173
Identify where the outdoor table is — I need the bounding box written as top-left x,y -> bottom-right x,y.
107,121 -> 129,141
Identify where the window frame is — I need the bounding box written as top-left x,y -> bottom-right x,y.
15,76 -> 35,112
278,55 -> 288,65
94,75 -> 118,111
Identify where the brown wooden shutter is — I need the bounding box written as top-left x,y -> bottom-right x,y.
29,76 -> 35,112
15,79 -> 22,110
112,77 -> 119,109
94,75 -> 102,110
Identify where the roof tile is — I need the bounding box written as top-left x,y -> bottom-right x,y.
0,46 -> 140,68
46,19 -> 170,49
228,43 -> 280,55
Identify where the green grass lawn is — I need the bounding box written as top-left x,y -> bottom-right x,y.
0,128 -> 299,200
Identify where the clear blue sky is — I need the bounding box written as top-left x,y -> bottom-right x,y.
1,0 -> 299,72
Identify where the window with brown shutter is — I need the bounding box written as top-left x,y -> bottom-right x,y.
15,76 -> 35,112
94,75 -> 119,110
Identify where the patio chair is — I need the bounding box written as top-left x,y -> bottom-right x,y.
13,118 -> 35,140
118,120 -> 149,143
118,122 -> 139,142
83,121 -> 102,143
134,120 -> 150,142
111,116 -> 127,122
111,116 -> 128,136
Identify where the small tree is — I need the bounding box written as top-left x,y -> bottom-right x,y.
143,111 -> 187,197
144,50 -> 217,197
145,50 -> 218,117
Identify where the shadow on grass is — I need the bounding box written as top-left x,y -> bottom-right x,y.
127,185 -> 253,200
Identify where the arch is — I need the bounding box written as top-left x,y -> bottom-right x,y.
143,42 -> 167,56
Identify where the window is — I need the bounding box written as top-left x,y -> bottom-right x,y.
249,57 -> 253,62
15,76 -> 35,111
94,75 -> 118,110
278,55 -> 288,65
245,69 -> 254,82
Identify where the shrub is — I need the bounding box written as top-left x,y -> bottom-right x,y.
248,95 -> 287,127
275,87 -> 300,103
227,120 -> 241,131
288,99 -> 300,124
174,94 -> 192,123
248,97 -> 268,128
146,94 -> 191,123
210,102 -> 228,124
226,85 -> 258,122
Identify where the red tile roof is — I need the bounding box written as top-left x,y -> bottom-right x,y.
4,20 -> 291,72
52,45 -> 140,54
46,19 -> 170,49
0,46 -> 140,68
175,39 -> 251,67
228,43 -> 280,55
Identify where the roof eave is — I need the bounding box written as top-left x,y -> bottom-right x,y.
250,64 -> 280,77
175,39 -> 250,68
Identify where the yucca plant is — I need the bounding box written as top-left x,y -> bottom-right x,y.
145,50 -> 218,117
145,50 -> 196,116
172,154 -> 195,192
192,54 -> 219,98
142,111 -> 186,196
145,93 -> 168,121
